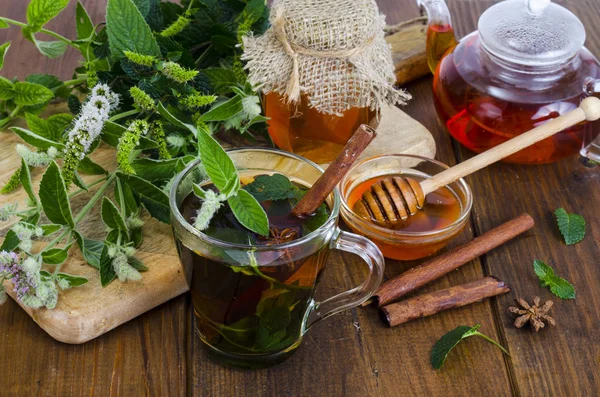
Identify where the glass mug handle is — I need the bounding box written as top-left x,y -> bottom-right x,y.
302,229 -> 385,333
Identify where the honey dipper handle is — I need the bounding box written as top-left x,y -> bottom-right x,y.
420,97 -> 600,195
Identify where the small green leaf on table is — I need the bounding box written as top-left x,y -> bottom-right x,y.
533,260 -> 576,300
39,161 -> 74,228
73,230 -> 105,269
554,208 -> 586,245
431,324 -> 509,370
26,0 -> 69,32
106,0 -> 161,59
101,197 -> 128,232
228,189 -> 269,237
114,179 -> 139,218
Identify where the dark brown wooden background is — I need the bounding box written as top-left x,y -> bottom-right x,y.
0,1 -> 598,396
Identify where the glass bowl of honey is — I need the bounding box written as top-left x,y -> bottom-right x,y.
340,154 -> 473,260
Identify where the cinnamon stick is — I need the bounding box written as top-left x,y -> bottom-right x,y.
380,276 -> 510,327
375,213 -> 534,307
292,124 -> 376,218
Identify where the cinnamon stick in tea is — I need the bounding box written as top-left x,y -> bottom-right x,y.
380,276 -> 510,327
375,213 -> 534,307
292,124 -> 376,218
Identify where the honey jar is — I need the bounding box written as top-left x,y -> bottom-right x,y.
340,154 -> 472,260
243,0 -> 409,164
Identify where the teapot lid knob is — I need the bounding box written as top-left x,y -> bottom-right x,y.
526,0 -> 551,16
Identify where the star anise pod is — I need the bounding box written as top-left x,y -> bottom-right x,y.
508,297 -> 555,332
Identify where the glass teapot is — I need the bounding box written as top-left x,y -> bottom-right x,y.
418,0 -> 600,164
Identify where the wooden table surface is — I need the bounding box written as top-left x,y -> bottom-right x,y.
0,1 -> 598,396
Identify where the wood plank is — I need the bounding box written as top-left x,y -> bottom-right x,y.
445,0 -> 600,396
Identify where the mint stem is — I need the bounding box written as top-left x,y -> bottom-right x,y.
1,18 -> 76,48
108,109 -> 139,123
474,332 -> 510,356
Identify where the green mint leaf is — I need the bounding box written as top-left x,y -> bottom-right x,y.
41,243 -> 72,265
304,203 -> 329,235
0,42 -> 10,71
431,324 -> 508,369
200,95 -> 244,122
10,127 -> 64,150
26,0 -> 69,32
192,183 -> 207,199
106,0 -> 161,60
12,81 -> 54,106
533,259 -> 555,280
73,231 -> 104,269
554,208 -> 586,245
228,189 -> 269,237
35,40 -> 68,59
41,224 -> 62,235
197,127 -> 238,191
114,179 -> 139,218
101,197 -> 128,232
0,76 -> 14,100
56,273 -> 88,288
431,325 -> 475,369
128,256 -> 148,272
19,159 -> 37,206
25,112 -> 52,139
534,260 -> 576,299
117,173 -> 170,224
157,103 -> 197,136
131,0 -> 151,16
102,121 -> 158,149
75,2 -> 94,40
0,19 -> 9,29
130,157 -> 190,182
39,161 -> 74,228
201,68 -> 238,95
78,157 -> 108,176
220,174 -> 241,198
243,174 -> 295,202
1,230 -> 20,251
25,73 -> 64,92
72,171 -> 88,192
99,244 -> 116,287
47,113 -> 73,134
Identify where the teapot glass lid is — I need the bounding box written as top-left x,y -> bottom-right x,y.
478,0 -> 585,67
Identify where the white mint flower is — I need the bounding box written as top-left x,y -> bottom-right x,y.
112,252 -> 142,282
0,202 -> 18,221
62,85 -> 119,186
193,190 -> 226,231
16,144 -> 59,167
12,224 -> 43,253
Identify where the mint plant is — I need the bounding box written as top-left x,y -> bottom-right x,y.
0,0 -> 269,308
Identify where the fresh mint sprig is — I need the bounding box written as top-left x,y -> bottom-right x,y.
431,324 -> 509,370
193,127 -> 269,236
533,260 -> 576,300
554,208 -> 586,245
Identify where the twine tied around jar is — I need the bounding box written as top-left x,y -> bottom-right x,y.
242,0 -> 411,116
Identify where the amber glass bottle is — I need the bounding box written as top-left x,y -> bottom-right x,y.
264,92 -> 375,164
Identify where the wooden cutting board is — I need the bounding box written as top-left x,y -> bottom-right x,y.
0,105 -> 435,344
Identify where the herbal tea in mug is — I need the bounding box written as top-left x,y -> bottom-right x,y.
170,148 -> 384,368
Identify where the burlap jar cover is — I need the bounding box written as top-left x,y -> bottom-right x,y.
242,0 -> 411,116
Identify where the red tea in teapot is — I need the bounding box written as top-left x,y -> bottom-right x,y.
432,31 -> 600,164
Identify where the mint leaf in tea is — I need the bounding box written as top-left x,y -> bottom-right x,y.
177,173 -> 331,364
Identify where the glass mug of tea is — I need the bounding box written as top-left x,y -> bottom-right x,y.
170,148 -> 384,368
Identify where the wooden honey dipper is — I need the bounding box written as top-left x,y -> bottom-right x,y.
354,97 -> 600,225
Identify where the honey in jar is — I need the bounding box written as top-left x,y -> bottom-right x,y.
345,174 -> 465,260
264,93 -> 375,164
